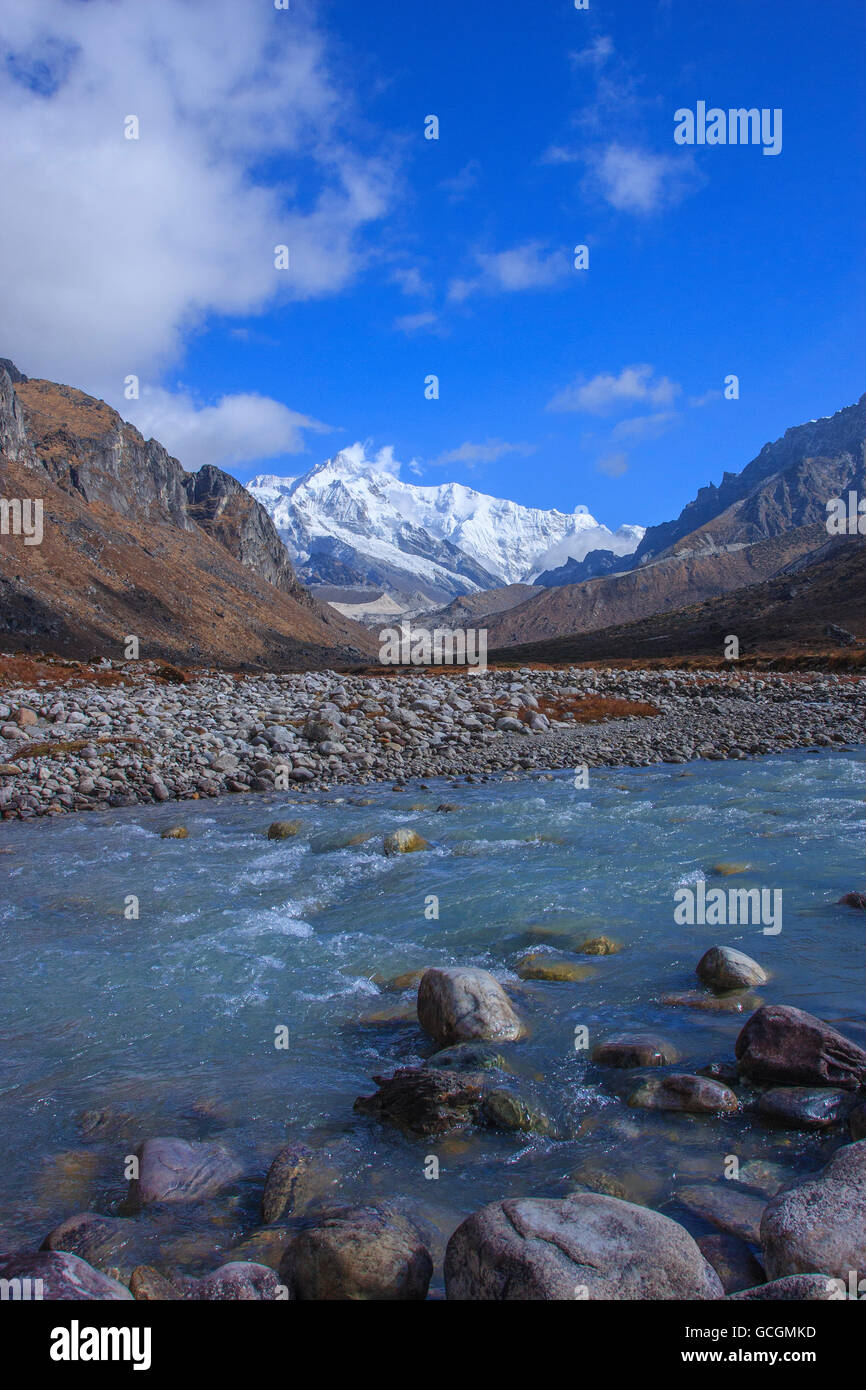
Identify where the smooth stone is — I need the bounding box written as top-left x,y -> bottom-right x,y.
354,1067 -> 485,1137
758,1087 -> 851,1131
628,1074 -> 739,1115
480,1087 -> 553,1136
383,828 -> 430,855
279,1202 -> 432,1300
735,1005 -> 866,1089
127,1137 -> 242,1208
376,968 -> 426,992
0,1250 -> 132,1300
675,1184 -> 767,1244
697,1233 -> 765,1294
160,826 -> 188,839
697,945 -> 768,991
444,1194 -> 724,1300
266,820 -> 301,839
592,1034 -> 679,1068
417,966 -> 522,1046
760,1137 -> 866,1281
730,1274 -> 841,1301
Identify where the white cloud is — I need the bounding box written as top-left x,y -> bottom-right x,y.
448,242 -> 568,301
570,36 -> 615,68
393,311 -> 441,336
126,388 -> 330,471
391,266 -> 431,297
596,452 -> 629,478
431,439 -> 537,468
0,0 -> 394,387
591,144 -> 697,214
549,365 -> 681,415
690,389 -> 722,407
611,410 -> 680,442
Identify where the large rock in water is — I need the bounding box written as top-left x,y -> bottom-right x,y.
354,1067 -> 485,1137
696,945 -> 767,991
40,1212 -> 144,1278
127,1137 -> 242,1208
735,1005 -> 866,1089
0,1250 -> 132,1299
760,1138 -> 866,1281
417,966 -> 522,1047
279,1203 -> 432,1300
444,1194 -> 724,1300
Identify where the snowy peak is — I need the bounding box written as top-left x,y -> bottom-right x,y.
249,445 -> 643,613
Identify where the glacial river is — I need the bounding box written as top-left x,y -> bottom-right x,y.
1,748 -> 864,1290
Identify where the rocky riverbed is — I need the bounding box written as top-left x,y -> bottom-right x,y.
1,659 -> 863,820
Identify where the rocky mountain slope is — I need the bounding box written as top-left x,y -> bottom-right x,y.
0,361 -> 375,668
249,447 -> 643,611
488,534 -> 866,665
483,395 -> 866,647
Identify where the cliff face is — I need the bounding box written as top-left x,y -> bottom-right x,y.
0,361 -> 375,668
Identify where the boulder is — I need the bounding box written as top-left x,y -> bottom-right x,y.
417,966 -> 522,1046
757,1087 -> 851,1131
592,1034 -> 679,1068
837,891 -> 866,909
579,935 -> 621,955
126,1137 -> 242,1208
516,952 -> 594,982
480,1086 -> 553,1136
697,1233 -> 765,1294
760,1138 -> 866,1281
735,1005 -> 866,1089
383,828 -> 430,855
444,1194 -> 724,1300
696,946 -> 767,991
279,1202 -> 432,1300
138,1262 -> 285,1301
354,1067 -> 485,1137
424,1042 -> 509,1072
0,1250 -> 132,1299
628,1074 -> 739,1115
160,826 -> 188,840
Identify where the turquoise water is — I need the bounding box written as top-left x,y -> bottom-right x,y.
1,748 -> 865,1287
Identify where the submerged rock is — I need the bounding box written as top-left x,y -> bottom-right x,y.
697,1233 -> 765,1295
628,1074 -> 739,1115
0,1250 -> 132,1300
757,1086 -> 851,1131
444,1194 -> 724,1300
40,1212 -> 144,1280
424,1042 -> 509,1073
837,891 -> 866,909
696,945 -> 767,991
280,1202 -> 432,1300
417,966 -> 522,1046
662,990 -> 761,1014
266,820 -> 301,839
262,1142 -> 339,1223
160,825 -> 188,840
126,1137 -> 242,1208
480,1086 -> 553,1136
735,1005 -> 866,1089
592,1034 -> 679,1068
675,1184 -> 766,1244
133,1262 -> 284,1301
383,828 -> 430,855
578,935 -> 622,955
760,1138 -> 866,1281
354,1067 -> 485,1137
516,952 -> 595,982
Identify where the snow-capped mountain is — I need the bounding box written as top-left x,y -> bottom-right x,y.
249,444 -> 643,613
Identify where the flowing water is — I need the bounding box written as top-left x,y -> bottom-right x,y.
1,748 -> 864,1290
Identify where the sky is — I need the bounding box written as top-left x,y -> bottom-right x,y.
0,0 -> 864,532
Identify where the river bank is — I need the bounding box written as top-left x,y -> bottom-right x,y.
0,658 -> 863,821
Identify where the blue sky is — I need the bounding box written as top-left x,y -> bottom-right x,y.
1,0 -> 864,531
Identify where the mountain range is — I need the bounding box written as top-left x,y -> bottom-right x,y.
249,447 -> 643,614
